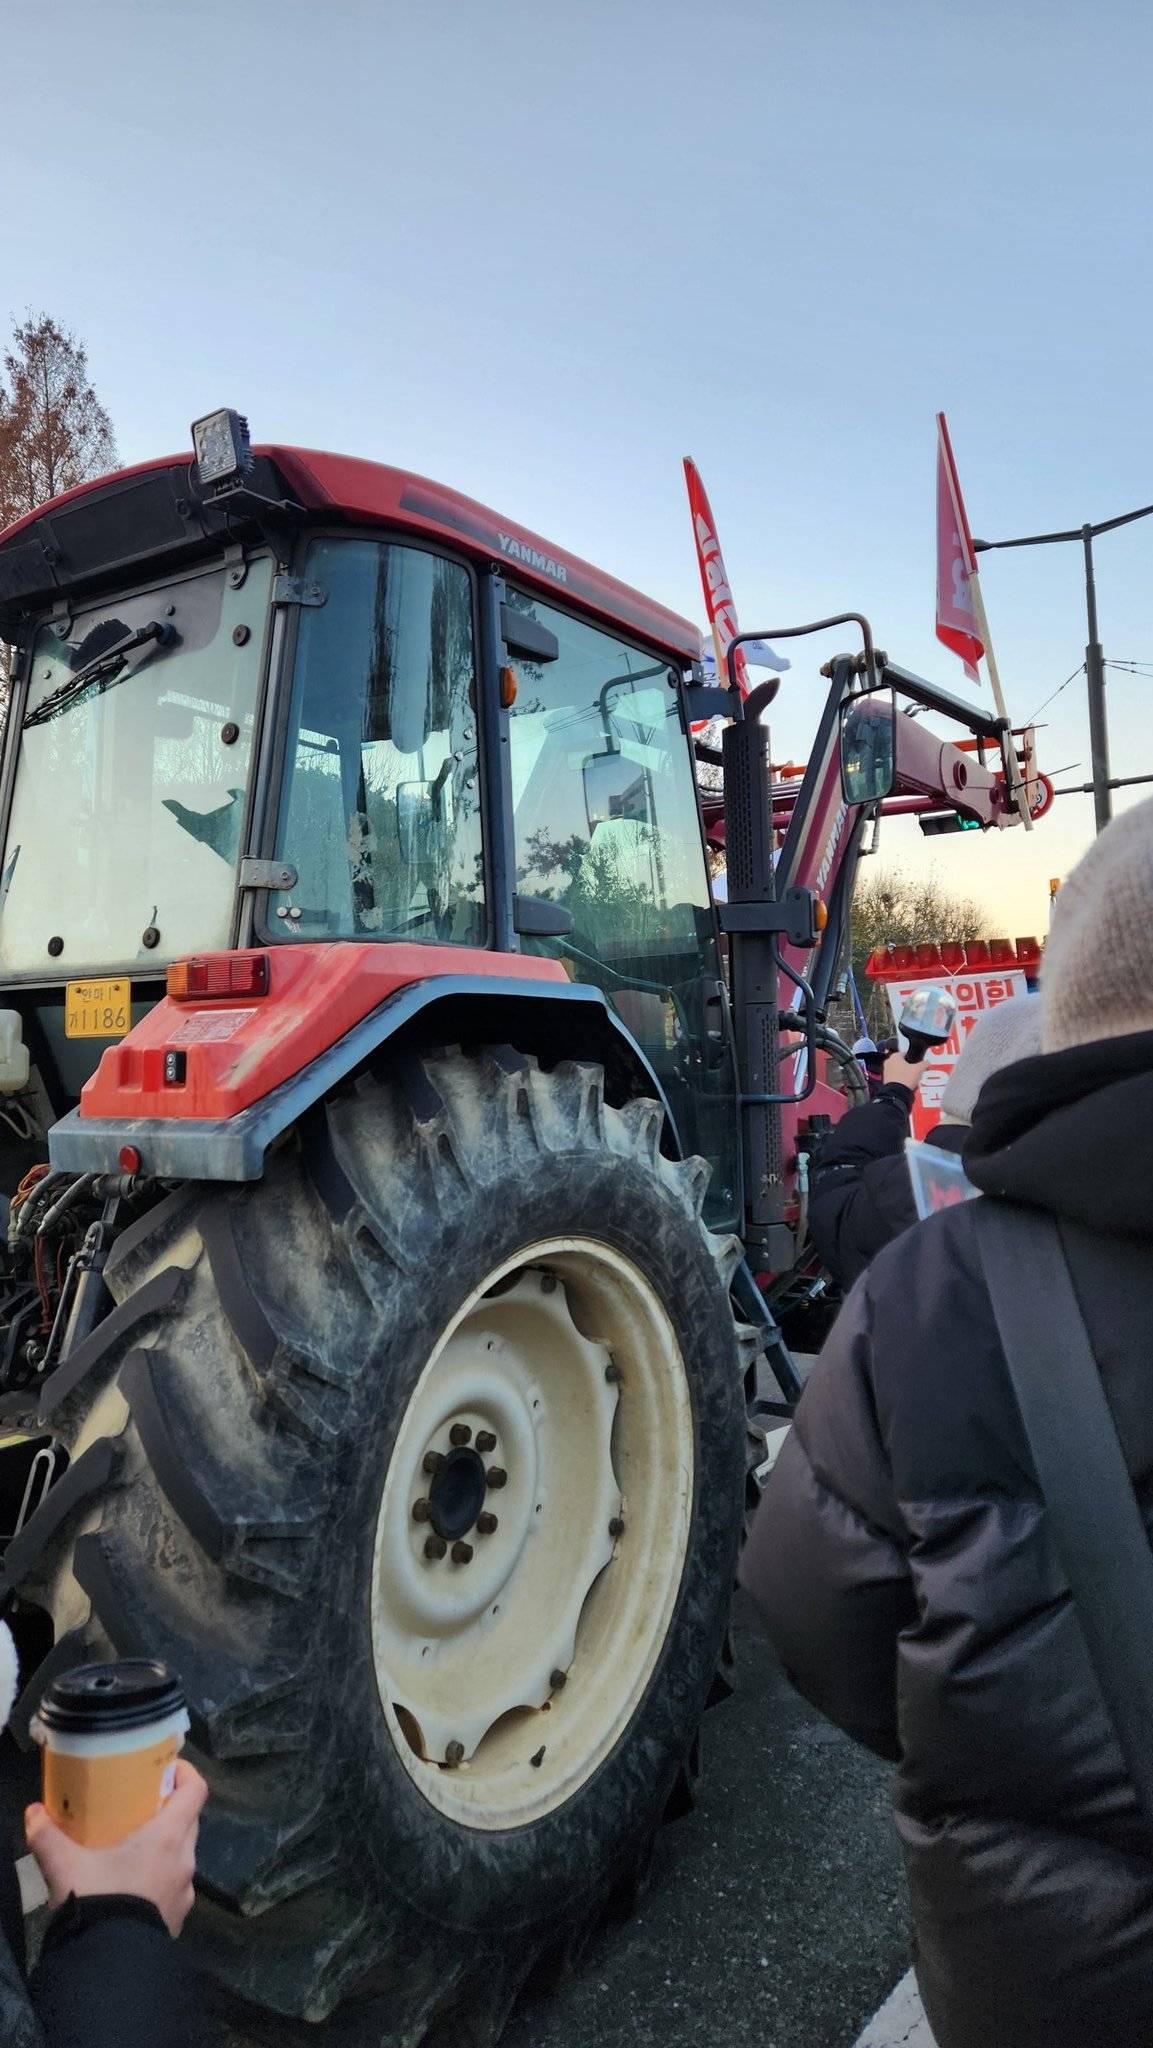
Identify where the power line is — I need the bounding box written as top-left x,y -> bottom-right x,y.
1026,663 -> 1085,725
1025,656 -> 1151,734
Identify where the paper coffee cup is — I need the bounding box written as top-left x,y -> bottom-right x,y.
32,1659 -> 190,1849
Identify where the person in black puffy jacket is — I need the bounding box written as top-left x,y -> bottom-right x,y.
809,995 -> 1042,1290
742,796 -> 1153,2048
0,1620 -> 207,2047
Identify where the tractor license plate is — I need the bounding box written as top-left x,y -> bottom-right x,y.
65,979 -> 132,1040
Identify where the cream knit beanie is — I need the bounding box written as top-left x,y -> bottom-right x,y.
1042,795 -> 1153,1052
940,995 -> 1043,1122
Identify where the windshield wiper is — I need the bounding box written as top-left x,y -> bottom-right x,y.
23,620 -> 179,730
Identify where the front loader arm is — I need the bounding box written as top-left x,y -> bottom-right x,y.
714,623 -> 1040,1272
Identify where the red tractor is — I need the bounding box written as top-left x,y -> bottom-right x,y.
0,413 -> 1038,2041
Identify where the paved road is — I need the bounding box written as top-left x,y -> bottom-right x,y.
854,1973 -> 936,2047
502,1592 -> 911,2048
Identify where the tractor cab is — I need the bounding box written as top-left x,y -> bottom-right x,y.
0,415 -> 742,1224
0,412 -> 1042,1282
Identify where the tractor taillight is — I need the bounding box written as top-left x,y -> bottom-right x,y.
167,953 -> 270,1001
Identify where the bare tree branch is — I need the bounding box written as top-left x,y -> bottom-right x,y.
850,865 -> 991,1036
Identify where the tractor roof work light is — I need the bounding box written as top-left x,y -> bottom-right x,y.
191,408 -> 253,492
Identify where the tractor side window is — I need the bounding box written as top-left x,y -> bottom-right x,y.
507,601 -> 711,954
507,592 -> 738,1221
275,540 -> 483,945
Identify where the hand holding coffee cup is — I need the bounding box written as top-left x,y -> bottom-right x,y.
31,1660 -> 191,1849
26,1759 -> 208,1936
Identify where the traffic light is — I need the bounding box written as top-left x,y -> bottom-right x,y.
919,811 -> 982,837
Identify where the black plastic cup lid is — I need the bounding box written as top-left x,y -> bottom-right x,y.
37,1659 -> 186,1736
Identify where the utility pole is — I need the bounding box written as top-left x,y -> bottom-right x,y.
973,498 -> 1153,835
1081,526 -> 1111,833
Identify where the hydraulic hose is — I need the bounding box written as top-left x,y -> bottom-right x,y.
36,1174 -> 97,1239
779,1011 -> 870,1108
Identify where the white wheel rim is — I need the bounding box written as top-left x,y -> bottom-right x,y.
370,1237 -> 694,1829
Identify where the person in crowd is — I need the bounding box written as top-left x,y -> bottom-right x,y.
849,1035 -> 890,1099
811,996 -> 1042,1289
0,1621 -> 207,2047
741,795 -> 1153,2048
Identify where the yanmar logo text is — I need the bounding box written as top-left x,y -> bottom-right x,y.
498,533 -> 568,584
815,800 -> 849,902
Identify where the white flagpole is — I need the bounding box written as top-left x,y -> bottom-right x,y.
938,417 -> 1034,833
967,567 -> 1034,832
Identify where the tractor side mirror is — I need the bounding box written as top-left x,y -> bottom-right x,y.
839,689 -> 896,805
582,750 -> 650,833
396,780 -> 446,865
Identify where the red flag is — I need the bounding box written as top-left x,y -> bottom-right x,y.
935,413 -> 983,682
684,458 -> 750,699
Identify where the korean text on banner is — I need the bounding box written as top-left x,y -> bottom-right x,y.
935,413 -> 983,683
887,971 -> 1029,1139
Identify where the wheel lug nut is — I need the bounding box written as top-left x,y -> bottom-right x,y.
475,1430 -> 497,1454
422,1451 -> 443,1475
609,1516 -> 626,1539
450,1422 -> 472,1447
476,1511 -> 498,1535
444,1741 -> 464,1767
412,1497 -> 432,1523
605,1361 -> 622,1384
451,1540 -> 474,1564
550,1669 -> 567,1690
486,1467 -> 508,1490
424,1534 -> 447,1560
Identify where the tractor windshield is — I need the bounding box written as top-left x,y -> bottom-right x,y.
0,557 -> 272,977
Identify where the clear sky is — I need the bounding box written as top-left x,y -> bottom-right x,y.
4,0 -> 1151,938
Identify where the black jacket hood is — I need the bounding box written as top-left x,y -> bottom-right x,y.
964,1029 -> 1153,1238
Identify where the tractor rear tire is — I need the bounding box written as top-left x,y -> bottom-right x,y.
20,1049 -> 748,2044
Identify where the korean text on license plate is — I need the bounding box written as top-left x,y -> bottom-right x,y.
64,979 -> 132,1039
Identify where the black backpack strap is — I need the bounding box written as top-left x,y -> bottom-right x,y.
974,1197 -> 1153,1827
